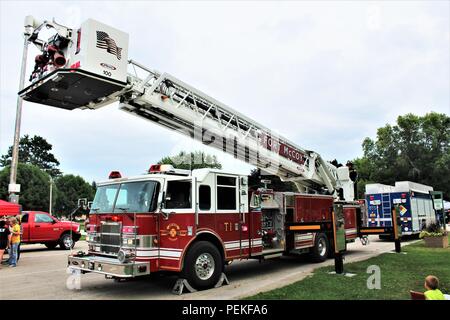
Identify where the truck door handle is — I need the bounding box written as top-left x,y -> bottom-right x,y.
35,225 -> 40,227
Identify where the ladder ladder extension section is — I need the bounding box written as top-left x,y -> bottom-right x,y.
113,60 -> 350,198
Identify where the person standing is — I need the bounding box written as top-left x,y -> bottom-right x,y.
0,220 -> 11,267
15,214 -> 22,261
8,217 -> 20,267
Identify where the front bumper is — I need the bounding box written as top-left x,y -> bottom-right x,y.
68,254 -> 150,278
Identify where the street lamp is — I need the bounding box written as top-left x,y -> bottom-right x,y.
8,16 -> 35,203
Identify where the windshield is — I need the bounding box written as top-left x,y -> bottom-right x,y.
90,181 -> 159,214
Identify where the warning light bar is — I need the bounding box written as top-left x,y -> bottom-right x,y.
148,164 -> 162,172
109,171 -> 122,179
148,164 -> 190,176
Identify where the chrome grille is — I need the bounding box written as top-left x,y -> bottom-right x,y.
100,222 -> 121,254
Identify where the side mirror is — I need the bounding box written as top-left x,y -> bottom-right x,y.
78,198 -> 88,210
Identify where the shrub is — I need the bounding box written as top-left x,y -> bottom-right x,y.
419,222 -> 448,238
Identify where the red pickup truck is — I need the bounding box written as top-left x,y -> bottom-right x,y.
20,211 -> 81,250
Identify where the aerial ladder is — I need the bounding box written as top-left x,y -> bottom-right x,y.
18,16 -> 356,202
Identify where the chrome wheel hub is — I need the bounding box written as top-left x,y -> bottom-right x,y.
318,238 -> 326,256
195,253 -> 215,280
64,236 -> 73,248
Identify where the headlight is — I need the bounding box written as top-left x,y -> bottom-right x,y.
117,250 -> 130,263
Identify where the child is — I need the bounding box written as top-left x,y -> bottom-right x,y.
424,275 -> 445,300
0,220 -> 11,266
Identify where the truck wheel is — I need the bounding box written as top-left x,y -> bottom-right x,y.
310,233 -> 329,263
59,234 -> 74,250
182,241 -> 223,290
45,242 -> 58,250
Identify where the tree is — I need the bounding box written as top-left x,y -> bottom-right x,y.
0,135 -> 61,177
54,174 -> 95,217
354,112 -> 450,199
0,163 -> 53,211
158,151 -> 222,170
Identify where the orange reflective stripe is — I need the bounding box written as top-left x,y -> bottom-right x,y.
289,225 -> 321,231
361,229 -> 385,233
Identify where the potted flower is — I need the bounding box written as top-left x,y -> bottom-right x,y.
419,222 -> 448,248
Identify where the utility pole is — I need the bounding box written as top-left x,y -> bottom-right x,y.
8,17 -> 34,203
49,176 -> 53,215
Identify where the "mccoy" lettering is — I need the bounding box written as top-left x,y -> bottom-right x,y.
258,133 -> 306,165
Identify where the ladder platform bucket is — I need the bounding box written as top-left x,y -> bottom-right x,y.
19,68 -> 126,110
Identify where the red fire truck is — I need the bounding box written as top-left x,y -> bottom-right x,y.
74,165 -> 362,289
17,16 -> 381,291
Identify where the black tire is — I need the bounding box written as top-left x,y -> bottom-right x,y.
45,242 -> 58,250
182,241 -> 223,290
310,233 -> 329,263
59,233 -> 75,250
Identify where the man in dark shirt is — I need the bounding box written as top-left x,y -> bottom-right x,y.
0,219 -> 11,266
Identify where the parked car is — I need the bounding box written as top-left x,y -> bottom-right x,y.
20,211 -> 81,249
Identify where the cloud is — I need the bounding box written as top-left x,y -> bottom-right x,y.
1,1 -> 448,183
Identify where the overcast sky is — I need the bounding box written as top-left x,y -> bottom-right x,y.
1,1 -> 449,183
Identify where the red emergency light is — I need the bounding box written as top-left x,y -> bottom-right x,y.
149,164 -> 161,173
109,171 -> 122,179
111,215 -> 122,222
370,196 -> 374,200
401,193 -> 406,198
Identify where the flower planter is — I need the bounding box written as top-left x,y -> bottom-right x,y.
423,236 -> 448,248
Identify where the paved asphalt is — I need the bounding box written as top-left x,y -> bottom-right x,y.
0,236 -> 419,300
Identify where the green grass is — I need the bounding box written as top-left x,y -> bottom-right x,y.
247,236 -> 450,300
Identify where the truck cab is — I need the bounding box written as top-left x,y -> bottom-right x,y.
70,165 -> 253,288
20,211 -> 81,249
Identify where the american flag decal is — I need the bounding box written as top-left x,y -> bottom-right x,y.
96,31 -> 122,60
